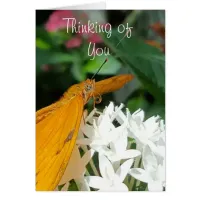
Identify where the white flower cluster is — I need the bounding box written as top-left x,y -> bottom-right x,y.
58,102 -> 165,191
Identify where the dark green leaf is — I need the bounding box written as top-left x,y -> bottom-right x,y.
145,103 -> 165,120
36,48 -> 76,66
71,62 -> 86,81
103,30 -> 165,104
36,27 -> 54,48
127,97 -> 149,113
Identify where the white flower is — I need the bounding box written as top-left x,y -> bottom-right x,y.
77,103 -> 119,146
77,102 -> 141,162
127,109 -> 165,156
85,154 -> 133,191
77,103 -> 125,154
58,145 -> 94,190
75,102 -> 165,191
129,145 -> 165,191
108,133 -> 141,162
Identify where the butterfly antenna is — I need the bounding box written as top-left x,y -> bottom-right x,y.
91,29 -> 131,79
91,58 -> 108,79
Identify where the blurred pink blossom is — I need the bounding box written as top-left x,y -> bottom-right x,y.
87,33 -> 102,44
45,10 -> 74,32
45,10 -> 108,49
65,36 -> 82,48
77,23 -> 110,44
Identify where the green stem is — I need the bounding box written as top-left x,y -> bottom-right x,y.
129,156 -> 141,190
129,176 -> 135,191
89,157 -> 100,176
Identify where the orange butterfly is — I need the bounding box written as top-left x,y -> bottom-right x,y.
36,74 -> 134,191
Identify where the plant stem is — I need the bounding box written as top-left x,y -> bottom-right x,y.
129,156 -> 141,190
89,157 -> 100,176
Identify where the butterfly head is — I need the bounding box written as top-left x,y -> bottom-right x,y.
84,79 -> 95,93
84,80 -> 93,92
83,79 -> 102,105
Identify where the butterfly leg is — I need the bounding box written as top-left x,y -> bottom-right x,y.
92,93 -> 102,109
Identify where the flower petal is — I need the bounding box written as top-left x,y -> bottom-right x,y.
156,164 -> 165,183
115,159 -> 134,182
99,182 -> 128,192
119,150 -> 141,160
91,145 -> 112,157
81,149 -> 94,167
104,102 -> 114,116
85,176 -> 111,190
142,145 -> 158,172
59,146 -> 81,184
81,123 -> 95,138
87,33 -> 102,43
85,108 -> 97,122
76,138 -> 93,145
110,135 -> 127,154
98,115 -> 112,137
75,176 -> 90,191
108,149 -> 141,162
105,125 -> 125,143
110,104 -> 125,123
143,116 -> 160,137
45,10 -> 74,32
129,168 -> 152,183
65,36 -> 82,48
132,109 -> 145,123
99,154 -> 115,180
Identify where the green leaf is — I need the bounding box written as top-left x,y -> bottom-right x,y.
127,97 -> 149,113
71,62 -> 86,81
83,54 -> 121,75
36,26 -> 72,49
36,48 -> 76,66
49,30 -> 71,45
36,27 -> 54,48
103,30 -> 165,104
36,38 -> 51,49
145,103 -> 165,120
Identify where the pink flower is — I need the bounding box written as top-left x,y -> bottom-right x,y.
78,23 -> 110,44
87,33 -> 102,44
45,11 -> 108,49
45,10 -> 74,32
65,36 -> 82,48
65,24 -> 104,49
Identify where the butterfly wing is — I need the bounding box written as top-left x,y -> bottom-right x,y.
94,74 -> 134,96
36,102 -> 58,124
36,95 -> 84,191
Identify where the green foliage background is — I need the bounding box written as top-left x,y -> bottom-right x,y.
36,10 -> 165,120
